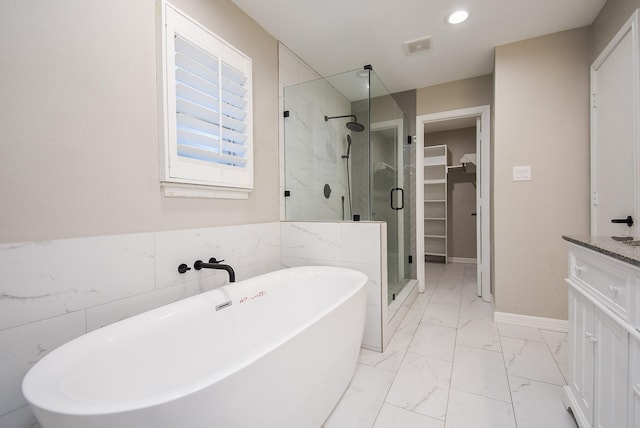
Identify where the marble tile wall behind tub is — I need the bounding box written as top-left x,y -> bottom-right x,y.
0,222 -> 281,428
281,221 -> 387,351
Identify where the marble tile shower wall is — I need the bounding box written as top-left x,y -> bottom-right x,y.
284,84 -> 351,220
279,44 -> 353,221
0,222 -> 281,427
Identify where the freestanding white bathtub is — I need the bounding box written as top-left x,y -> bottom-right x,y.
22,266 -> 368,428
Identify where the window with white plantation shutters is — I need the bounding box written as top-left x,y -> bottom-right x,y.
159,2 -> 253,199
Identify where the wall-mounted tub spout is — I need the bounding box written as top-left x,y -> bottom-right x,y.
193,258 -> 236,283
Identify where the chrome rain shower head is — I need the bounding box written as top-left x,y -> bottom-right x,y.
324,114 -> 365,132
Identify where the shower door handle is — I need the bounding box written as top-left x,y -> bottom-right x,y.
390,188 -> 404,210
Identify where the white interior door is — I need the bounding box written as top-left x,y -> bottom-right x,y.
591,11 -> 639,238
476,115 -> 491,301
476,117 -> 483,297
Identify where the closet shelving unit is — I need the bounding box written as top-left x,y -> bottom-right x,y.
424,145 -> 447,263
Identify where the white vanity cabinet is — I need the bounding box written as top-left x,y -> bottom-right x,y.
564,241 -> 639,428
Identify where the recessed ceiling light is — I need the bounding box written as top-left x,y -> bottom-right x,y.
446,9 -> 469,25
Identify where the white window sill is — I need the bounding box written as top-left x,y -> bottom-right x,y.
161,181 -> 250,199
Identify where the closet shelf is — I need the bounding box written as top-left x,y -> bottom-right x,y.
423,156 -> 446,166
424,179 -> 446,184
425,199 -> 446,203
425,234 -> 446,239
425,217 -> 446,221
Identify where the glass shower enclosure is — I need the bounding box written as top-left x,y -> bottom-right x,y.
283,66 -> 415,309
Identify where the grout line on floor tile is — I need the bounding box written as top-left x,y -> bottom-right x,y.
499,332 -> 519,427
539,330 -> 569,385
442,263 -> 464,427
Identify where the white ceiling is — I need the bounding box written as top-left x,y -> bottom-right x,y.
230,0 -> 607,94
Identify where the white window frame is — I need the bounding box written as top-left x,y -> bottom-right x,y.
157,1 -> 253,199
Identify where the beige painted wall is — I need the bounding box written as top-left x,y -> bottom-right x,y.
592,0 -> 640,61
0,0 -> 279,243
494,28 -> 591,319
417,75 -> 494,115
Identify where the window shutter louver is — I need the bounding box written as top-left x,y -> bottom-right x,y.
174,36 -> 249,168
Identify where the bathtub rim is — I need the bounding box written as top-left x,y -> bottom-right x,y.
22,266 -> 368,416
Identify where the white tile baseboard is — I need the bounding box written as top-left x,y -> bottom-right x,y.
494,311 -> 568,333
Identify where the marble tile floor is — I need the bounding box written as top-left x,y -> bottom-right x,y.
323,262 -> 577,428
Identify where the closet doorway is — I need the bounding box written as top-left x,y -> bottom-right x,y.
416,105 -> 491,302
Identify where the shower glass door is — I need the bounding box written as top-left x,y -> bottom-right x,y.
371,122 -> 401,303
369,71 -> 411,306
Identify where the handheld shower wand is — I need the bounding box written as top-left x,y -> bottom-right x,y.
342,135 -> 352,159
343,135 -> 353,218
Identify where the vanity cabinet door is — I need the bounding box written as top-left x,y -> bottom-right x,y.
569,287 -> 595,426
631,337 -> 640,428
593,308 -> 629,428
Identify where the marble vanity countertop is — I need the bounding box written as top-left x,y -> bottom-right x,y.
563,235 -> 640,268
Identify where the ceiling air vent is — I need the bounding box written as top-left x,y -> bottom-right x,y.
403,36 -> 433,55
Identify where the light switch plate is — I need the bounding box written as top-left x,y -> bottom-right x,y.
513,165 -> 531,181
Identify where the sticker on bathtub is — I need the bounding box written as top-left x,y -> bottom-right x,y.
239,290 -> 267,304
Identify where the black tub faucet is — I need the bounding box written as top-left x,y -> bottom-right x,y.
193,258 -> 236,283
